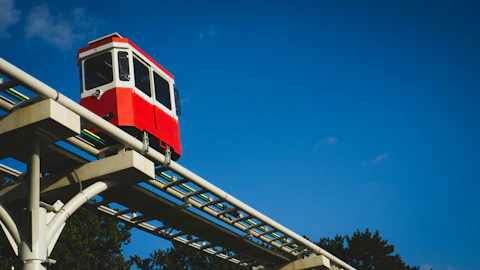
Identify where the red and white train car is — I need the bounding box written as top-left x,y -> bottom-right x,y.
77,33 -> 182,160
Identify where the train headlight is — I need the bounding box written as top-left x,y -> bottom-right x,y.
93,89 -> 101,98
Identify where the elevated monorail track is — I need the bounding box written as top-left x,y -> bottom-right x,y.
0,58 -> 354,270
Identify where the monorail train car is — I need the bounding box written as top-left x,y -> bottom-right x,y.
77,33 -> 182,160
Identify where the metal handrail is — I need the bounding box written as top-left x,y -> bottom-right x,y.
0,57 -> 354,270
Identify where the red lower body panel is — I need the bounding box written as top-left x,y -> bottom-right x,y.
80,87 -> 182,159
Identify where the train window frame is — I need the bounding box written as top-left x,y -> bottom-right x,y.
133,54 -> 152,98
117,51 -> 130,81
79,67 -> 83,94
83,51 -> 114,91
153,71 -> 172,110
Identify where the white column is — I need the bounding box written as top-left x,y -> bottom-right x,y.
20,138 -> 47,270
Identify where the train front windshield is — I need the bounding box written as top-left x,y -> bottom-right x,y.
84,52 -> 113,90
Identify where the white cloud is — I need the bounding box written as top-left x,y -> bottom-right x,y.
121,0 -> 151,5
325,137 -> 338,144
180,97 -> 190,105
199,25 -> 218,39
445,265 -> 462,270
313,136 -> 338,149
25,5 -> 102,49
179,96 -> 198,109
0,0 -> 21,37
362,153 -> 392,166
420,264 -> 434,270
419,263 -> 464,270
373,153 -> 391,164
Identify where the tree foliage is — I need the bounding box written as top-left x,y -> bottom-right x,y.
133,229 -> 419,270
49,207 -> 132,270
130,242 -> 243,270
0,176 -> 421,270
0,177 -> 21,269
317,228 -> 419,270
0,177 -> 132,269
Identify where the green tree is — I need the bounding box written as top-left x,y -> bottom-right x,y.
0,177 -> 132,269
130,242 -> 243,270
133,229 -> 419,270
0,175 -> 421,270
49,207 -> 132,270
317,228 -> 419,270
0,177 -> 21,269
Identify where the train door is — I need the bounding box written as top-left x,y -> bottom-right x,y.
152,71 -> 178,149
132,54 -> 155,132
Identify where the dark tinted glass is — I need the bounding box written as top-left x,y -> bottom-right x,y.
84,52 -> 113,90
174,88 -> 181,116
154,72 -> 171,109
118,51 -> 130,81
133,56 -> 151,97
79,68 -> 83,93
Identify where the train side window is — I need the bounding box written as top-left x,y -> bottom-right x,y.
79,68 -> 83,93
84,52 -> 113,90
174,88 -> 182,116
133,56 -> 151,96
118,51 -> 130,81
154,72 -> 171,110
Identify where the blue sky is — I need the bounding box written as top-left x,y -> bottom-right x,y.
1,0 -> 479,269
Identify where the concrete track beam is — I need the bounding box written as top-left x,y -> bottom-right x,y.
0,150 -> 155,205
265,255 -> 331,270
0,99 -> 80,161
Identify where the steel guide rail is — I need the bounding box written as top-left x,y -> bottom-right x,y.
0,163 -> 264,268
147,173 -> 304,252
91,203 -> 250,267
0,102 -> 282,269
0,93 -> 274,269
0,58 -> 354,270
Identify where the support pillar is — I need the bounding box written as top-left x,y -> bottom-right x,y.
19,138 -> 47,270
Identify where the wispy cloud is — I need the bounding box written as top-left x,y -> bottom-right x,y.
313,136 -> 338,149
420,264 -> 465,270
25,5 -> 102,49
0,0 -> 21,37
199,25 -> 218,39
445,265 -> 462,270
324,137 -> 338,145
121,0 -> 151,5
374,153 -> 391,164
180,98 -> 190,106
362,153 -> 392,166
420,264 -> 434,270
179,96 -> 198,109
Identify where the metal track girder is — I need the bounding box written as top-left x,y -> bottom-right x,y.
0,150 -> 154,206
